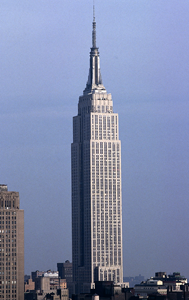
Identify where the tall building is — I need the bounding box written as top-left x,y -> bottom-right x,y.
57,261 -> 73,284
57,261 -> 73,298
71,7 -> 123,294
0,184 -> 24,300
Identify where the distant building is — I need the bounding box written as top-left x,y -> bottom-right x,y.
148,285 -> 189,300
134,279 -> 167,297
124,275 -> 145,288
134,272 -> 188,298
25,278 -> 35,292
0,184 -> 24,300
25,270 -> 68,300
152,272 -> 187,289
24,274 -> 31,283
31,270 -> 45,281
57,261 -> 73,298
73,281 -> 131,300
57,261 -> 73,283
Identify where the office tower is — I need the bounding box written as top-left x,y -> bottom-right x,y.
57,261 -> 72,284
71,8 -> 123,294
57,261 -> 73,298
0,184 -> 24,300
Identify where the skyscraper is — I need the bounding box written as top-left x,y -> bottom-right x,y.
0,184 -> 24,300
71,8 -> 123,294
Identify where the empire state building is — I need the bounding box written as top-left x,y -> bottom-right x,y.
71,8 -> 123,294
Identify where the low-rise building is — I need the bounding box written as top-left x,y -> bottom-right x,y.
24,270 -> 69,300
134,280 -> 167,297
73,281 -> 131,300
134,272 -> 188,299
25,278 -> 35,292
152,272 -> 187,290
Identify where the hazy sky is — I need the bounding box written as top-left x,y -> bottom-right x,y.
1,0 -> 189,279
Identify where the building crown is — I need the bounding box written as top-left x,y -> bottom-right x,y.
83,4 -> 107,95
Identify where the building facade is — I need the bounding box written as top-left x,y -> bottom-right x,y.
57,261 -> 72,284
57,261 -> 73,298
25,270 -> 69,300
134,280 -> 167,297
71,9 -> 123,294
0,184 -> 24,300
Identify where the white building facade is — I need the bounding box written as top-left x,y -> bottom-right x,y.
71,10 -> 123,294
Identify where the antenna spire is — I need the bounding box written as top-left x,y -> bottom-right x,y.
83,0 -> 106,94
93,0 -> 95,22
92,1 -> 96,48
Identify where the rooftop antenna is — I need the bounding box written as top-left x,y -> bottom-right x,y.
93,0 -> 95,22
92,0 -> 96,48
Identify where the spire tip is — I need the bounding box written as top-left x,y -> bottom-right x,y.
92,0 -> 96,48
93,1 -> 95,22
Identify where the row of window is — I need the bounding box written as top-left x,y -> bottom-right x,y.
0,216 -> 16,219
0,212 -> 16,216
0,226 -> 17,230
0,222 -> 16,225
78,103 -> 113,115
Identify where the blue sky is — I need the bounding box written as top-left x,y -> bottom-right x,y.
1,0 -> 189,279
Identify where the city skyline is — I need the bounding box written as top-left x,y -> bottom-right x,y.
1,0 -> 189,279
